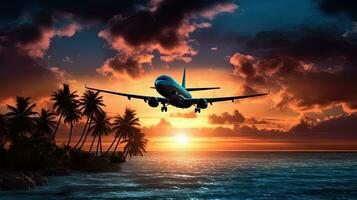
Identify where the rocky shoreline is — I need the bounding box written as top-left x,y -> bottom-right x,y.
0,168 -> 70,191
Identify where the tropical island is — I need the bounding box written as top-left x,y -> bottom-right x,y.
0,84 -> 148,190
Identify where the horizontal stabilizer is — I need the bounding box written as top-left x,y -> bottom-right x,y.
186,87 -> 220,91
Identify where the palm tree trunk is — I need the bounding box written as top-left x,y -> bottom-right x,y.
103,136 -> 117,155
77,116 -> 93,151
111,136 -> 121,157
89,134 -> 97,152
124,149 -> 129,161
67,122 -> 73,146
73,116 -> 90,149
53,113 -> 63,137
95,136 -> 100,157
99,136 -> 103,155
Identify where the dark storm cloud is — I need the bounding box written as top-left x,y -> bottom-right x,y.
230,25 -> 357,111
290,114 -> 357,134
98,0 -> 237,78
0,0 -> 32,20
97,54 -> 147,78
246,26 -> 357,67
106,0 -> 234,48
1,12 -> 54,48
0,12 -> 61,101
317,0 -> 357,20
0,0 -> 146,22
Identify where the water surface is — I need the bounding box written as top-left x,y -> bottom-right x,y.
1,152 -> 357,199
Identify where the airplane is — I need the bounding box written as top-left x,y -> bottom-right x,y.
85,68 -> 268,113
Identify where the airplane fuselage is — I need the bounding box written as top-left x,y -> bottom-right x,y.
155,75 -> 192,108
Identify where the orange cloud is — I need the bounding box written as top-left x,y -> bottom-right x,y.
170,111 -> 197,119
56,23 -> 81,37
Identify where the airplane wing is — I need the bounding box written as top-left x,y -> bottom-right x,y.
185,87 -> 220,91
187,92 -> 269,104
150,87 -> 220,91
85,86 -> 168,103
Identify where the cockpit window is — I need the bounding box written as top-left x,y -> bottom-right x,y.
158,76 -> 170,81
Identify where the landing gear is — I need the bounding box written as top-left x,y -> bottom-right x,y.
161,106 -> 168,112
194,107 -> 201,113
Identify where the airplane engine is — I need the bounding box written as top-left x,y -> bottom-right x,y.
197,98 -> 208,109
148,97 -> 159,107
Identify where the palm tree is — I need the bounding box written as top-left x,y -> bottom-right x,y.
64,103 -> 81,146
122,131 -> 148,160
0,114 -> 8,148
33,109 -> 57,141
74,90 -> 104,150
6,96 -> 37,143
51,84 -> 78,138
88,111 -> 111,156
106,108 -> 140,157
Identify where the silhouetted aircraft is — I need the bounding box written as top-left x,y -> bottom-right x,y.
86,68 -> 268,113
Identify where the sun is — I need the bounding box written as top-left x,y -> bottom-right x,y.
175,134 -> 189,144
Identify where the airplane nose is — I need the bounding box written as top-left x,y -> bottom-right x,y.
154,79 -> 160,87
155,79 -> 169,87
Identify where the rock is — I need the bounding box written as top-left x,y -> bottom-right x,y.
0,173 -> 36,190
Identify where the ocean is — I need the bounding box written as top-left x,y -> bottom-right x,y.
1,152 -> 357,199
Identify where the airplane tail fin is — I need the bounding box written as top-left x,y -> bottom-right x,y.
182,67 -> 186,88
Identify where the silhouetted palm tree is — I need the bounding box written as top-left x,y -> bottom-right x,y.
106,108 -> 140,157
33,109 -> 57,141
0,114 -> 8,148
74,90 -> 104,150
64,103 -> 81,146
6,97 -> 37,143
51,84 -> 78,138
88,111 -> 111,156
122,131 -> 148,159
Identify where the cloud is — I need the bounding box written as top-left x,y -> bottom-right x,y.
56,23 -> 81,37
208,109 -> 245,124
246,26 -> 357,67
196,22 -> 212,29
246,117 -> 269,125
199,3 -> 237,19
170,111 -> 197,119
142,118 -> 173,137
97,53 -> 153,78
62,56 -> 74,63
317,0 -> 357,20
0,10 -> 76,102
98,0 -> 237,78
0,47 -> 62,102
143,112 -> 357,146
0,0 -> 151,92
12,0 -> 145,23
229,26 -> 357,112
290,114 -> 357,134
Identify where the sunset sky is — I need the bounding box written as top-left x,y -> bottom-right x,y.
1,0 -> 357,151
